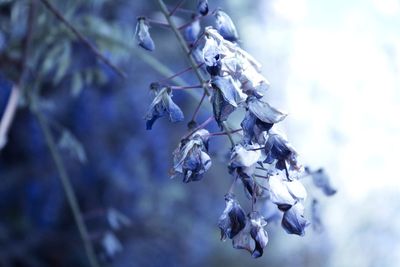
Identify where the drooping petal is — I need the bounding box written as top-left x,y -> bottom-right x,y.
268,175 -> 296,210
218,194 -> 247,240
230,144 -> 261,168
286,179 -> 307,201
211,85 -> 236,126
249,212 -> 269,258
135,17 -> 155,51
215,10 -> 239,42
241,111 -> 273,145
145,88 -> 184,129
182,146 -> 211,183
281,203 -> 309,236
247,96 -> 287,124
232,220 -> 253,253
197,0 -> 209,16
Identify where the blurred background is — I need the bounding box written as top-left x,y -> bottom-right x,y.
1,0 -> 400,266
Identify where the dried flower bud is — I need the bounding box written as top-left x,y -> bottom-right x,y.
197,0 -> 209,16
171,129 -> 211,183
214,9 -> 239,42
232,212 -> 268,258
145,87 -> 184,130
218,193 -> 246,240
135,17 -> 155,51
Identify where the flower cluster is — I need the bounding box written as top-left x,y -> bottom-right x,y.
136,0 -> 336,258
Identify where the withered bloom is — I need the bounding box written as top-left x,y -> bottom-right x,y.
135,17 -> 155,51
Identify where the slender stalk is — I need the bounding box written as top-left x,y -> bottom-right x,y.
207,128 -> 242,137
0,86 -> 20,150
182,116 -> 214,140
170,84 -> 203,90
227,177 -> 237,194
157,0 -> 236,147
169,0 -> 186,16
33,107 -> 100,267
39,0 -> 126,78
157,0 -> 209,95
158,63 -> 204,83
191,91 -> 206,121
254,174 -> 269,179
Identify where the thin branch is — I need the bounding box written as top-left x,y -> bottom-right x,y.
32,107 -> 100,267
207,128 -> 242,137
227,177 -> 237,194
191,91 -> 207,122
0,86 -> 20,150
157,0 -> 209,95
182,115 -> 214,140
170,84 -> 203,90
158,62 -> 204,83
0,0 -> 36,151
168,0 -> 186,17
38,0 -> 127,78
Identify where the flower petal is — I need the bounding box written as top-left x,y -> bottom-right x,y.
247,96 -> 287,124
281,203 -> 309,236
218,194 -> 247,240
215,10 -> 239,42
135,17 -> 155,51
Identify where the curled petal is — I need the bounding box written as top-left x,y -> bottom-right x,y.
286,179 -> 307,201
281,203 -> 309,236
135,17 -> 155,51
202,36 -> 220,66
247,96 -> 287,124
184,18 -> 200,45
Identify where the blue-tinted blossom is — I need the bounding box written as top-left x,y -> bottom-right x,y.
281,202 -> 309,236
197,0 -> 209,16
232,212 -> 268,258
218,193 -> 246,240
308,167 -> 337,196
264,132 -> 299,172
184,17 -> 201,45
171,129 -> 211,183
214,9 -> 239,42
241,111 -> 273,145
145,85 -> 184,130
247,96 -> 287,124
135,17 -> 155,51
268,175 -> 307,211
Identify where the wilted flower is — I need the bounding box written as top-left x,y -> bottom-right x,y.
247,96 -> 287,124
264,132 -> 299,172
268,175 -> 307,211
214,9 -> 239,42
307,167 -> 337,196
144,85 -> 184,130
232,212 -> 268,258
135,17 -> 155,51
218,193 -> 246,240
197,0 -> 209,16
171,129 -> 211,183
241,111 -> 273,145
281,202 -> 309,236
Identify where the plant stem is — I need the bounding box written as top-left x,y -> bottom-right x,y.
169,0 -> 186,16
182,116 -> 214,140
158,63 -> 204,83
170,84 -> 203,90
39,0 -> 126,78
191,91 -> 206,121
157,0 -> 236,147
157,0 -> 209,95
207,128 -> 242,137
33,107 -> 100,267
